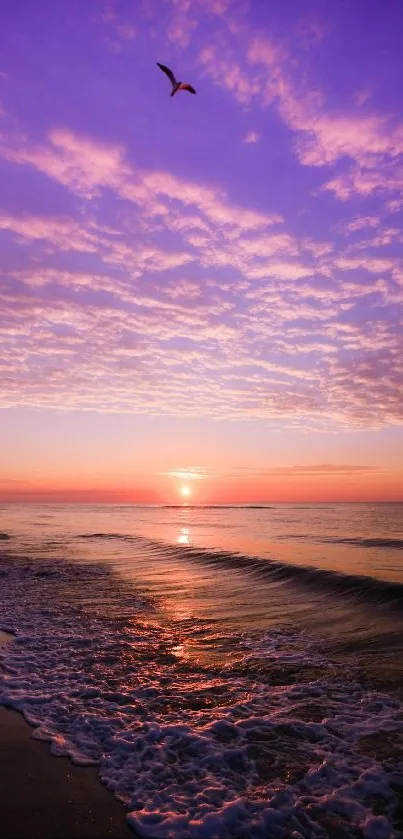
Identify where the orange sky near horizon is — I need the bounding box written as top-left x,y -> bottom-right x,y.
2,406 -> 403,504
1,465 -> 402,504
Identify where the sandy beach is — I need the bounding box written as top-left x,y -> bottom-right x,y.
0,631 -> 133,839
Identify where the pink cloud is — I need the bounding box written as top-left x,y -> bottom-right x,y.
0,128 -> 128,198
324,164 -> 403,200
0,213 -> 99,253
295,114 -> 403,168
0,128 -> 282,240
344,216 -> 380,233
167,2 -> 197,48
199,46 -> 262,105
150,0 -> 239,49
335,256 -> 396,274
1,124 -> 402,427
243,130 -> 261,144
194,22 -> 403,204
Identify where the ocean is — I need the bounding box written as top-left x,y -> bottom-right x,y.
0,503 -> 403,838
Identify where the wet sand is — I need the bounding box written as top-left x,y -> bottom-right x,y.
0,631 -> 134,839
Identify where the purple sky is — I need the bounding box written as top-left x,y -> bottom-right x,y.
1,0 -> 403,501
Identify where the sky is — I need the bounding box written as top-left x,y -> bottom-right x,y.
0,0 -> 403,503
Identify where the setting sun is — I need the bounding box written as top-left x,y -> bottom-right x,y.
179,485 -> 191,498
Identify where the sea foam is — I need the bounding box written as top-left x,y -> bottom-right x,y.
1,553 -> 403,838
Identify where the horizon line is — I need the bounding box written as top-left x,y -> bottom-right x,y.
1,500 -> 402,507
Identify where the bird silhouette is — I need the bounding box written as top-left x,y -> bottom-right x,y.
157,63 -> 196,97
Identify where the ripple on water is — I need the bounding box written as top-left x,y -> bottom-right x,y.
0,554 -> 403,838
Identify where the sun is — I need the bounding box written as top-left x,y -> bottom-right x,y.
179,485 -> 191,498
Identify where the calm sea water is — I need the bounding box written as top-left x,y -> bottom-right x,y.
1,503 -> 403,837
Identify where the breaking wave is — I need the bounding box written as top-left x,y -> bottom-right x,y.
78,533 -> 403,609
1,552 -> 403,837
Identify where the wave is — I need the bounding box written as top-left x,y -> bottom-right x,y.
0,532 -> 10,540
282,534 -> 403,549
78,533 -> 403,609
322,536 -> 403,550
2,551 -> 403,837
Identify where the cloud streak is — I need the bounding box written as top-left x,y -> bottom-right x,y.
0,124 -> 402,426
0,0 -> 402,444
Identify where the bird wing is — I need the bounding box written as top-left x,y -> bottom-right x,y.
157,63 -> 177,86
179,83 -> 196,94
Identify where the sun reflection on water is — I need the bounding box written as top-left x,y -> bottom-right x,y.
177,527 -> 191,545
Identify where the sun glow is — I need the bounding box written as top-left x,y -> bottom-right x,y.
179,485 -> 191,498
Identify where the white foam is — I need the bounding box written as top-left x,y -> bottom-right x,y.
1,554 -> 402,838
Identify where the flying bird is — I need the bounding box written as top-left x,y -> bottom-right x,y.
157,63 -> 196,97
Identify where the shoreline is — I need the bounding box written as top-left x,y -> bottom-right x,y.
0,631 -> 134,839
